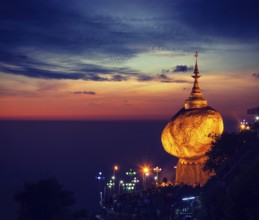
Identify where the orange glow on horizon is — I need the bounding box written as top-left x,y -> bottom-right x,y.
0,71 -> 258,121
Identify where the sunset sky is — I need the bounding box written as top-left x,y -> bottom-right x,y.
1,0 -> 259,122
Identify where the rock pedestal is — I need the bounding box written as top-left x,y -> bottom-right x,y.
175,159 -> 212,186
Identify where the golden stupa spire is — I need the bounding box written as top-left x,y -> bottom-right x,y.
184,52 -> 208,109
193,51 -> 199,78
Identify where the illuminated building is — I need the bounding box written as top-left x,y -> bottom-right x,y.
125,169 -> 139,191
153,166 -> 162,185
161,52 -> 224,186
240,119 -> 251,132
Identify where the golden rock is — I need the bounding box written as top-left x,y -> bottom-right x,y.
161,107 -> 224,163
161,52 -> 224,186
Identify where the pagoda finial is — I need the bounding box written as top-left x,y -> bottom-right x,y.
194,51 -> 198,62
184,51 -> 207,109
193,51 -> 199,79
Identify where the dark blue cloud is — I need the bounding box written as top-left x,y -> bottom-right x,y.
156,74 -> 173,83
173,65 -> 193,73
137,75 -> 153,82
112,74 -> 129,81
0,49 -> 141,81
0,65 -> 84,80
0,64 -> 123,81
137,74 -> 189,83
252,73 -> 259,79
71,91 -> 96,95
0,54 -> 187,83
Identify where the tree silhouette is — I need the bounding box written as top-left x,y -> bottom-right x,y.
14,177 -> 77,220
199,132 -> 259,220
204,132 -> 257,174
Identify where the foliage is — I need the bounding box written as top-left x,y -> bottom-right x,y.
14,177 -> 81,220
224,159 -> 259,220
198,132 -> 259,220
204,132 -> 257,174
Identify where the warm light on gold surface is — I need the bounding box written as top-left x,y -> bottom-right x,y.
161,107 -> 224,162
161,106 -> 223,186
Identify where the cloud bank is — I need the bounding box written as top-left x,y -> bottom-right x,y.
0,0 -> 258,83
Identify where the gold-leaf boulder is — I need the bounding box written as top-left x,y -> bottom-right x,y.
161,106 -> 223,162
